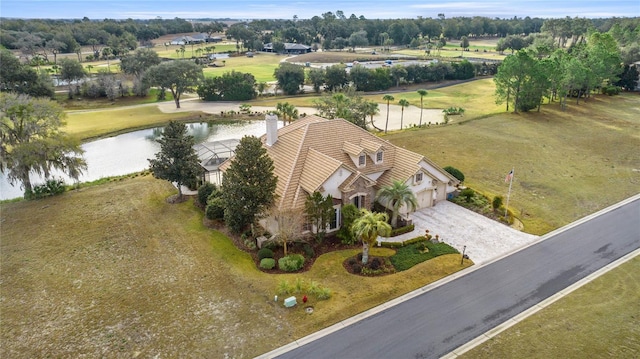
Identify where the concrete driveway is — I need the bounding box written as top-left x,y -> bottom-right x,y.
380,201 -> 538,265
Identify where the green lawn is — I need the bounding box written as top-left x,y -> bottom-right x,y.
64,105 -> 210,140
461,256 -> 640,359
202,52 -> 283,82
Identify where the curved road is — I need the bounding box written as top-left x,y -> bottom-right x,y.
267,195 -> 640,359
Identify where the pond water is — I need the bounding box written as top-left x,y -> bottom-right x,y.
0,120 -> 275,200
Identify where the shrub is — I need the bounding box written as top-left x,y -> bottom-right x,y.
262,240 -> 278,251
492,195 -> 504,211
28,179 -> 66,199
278,254 -> 305,272
197,183 -> 217,205
337,204 -> 361,244
403,237 -> 427,245
257,248 -> 274,261
302,243 -> 315,258
316,287 -> 332,300
205,196 -> 225,220
294,277 -> 305,293
370,258 -> 381,270
244,238 -> 257,251
260,258 -> 276,269
307,281 -> 321,295
380,241 -> 403,248
443,166 -> 465,183
460,188 -> 475,202
602,85 -> 621,96
351,263 -> 362,273
390,224 -> 415,237
276,279 -> 294,295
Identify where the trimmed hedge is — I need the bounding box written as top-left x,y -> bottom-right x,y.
260,258 -> 276,269
389,224 -> 415,237
380,241 -> 404,248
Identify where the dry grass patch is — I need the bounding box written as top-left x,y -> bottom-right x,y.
0,177 -> 285,358
461,256 -> 640,359
0,176 -> 474,358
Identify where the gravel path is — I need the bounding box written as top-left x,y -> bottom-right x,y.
380,201 -> 539,265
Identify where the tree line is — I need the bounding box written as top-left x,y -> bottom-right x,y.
493,32 -> 637,113
0,17 -> 204,62
3,13 -> 637,64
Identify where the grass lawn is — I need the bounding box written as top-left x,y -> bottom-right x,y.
385,81 -> 640,234
202,52 -> 283,82
64,105 -> 211,140
0,176 -> 472,358
460,256 -> 640,359
363,77 -> 503,120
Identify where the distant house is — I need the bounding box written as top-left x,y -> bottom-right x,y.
218,115 -> 459,234
263,42 -> 312,54
170,33 -> 221,45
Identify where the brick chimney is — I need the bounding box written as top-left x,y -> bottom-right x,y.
266,113 -> 278,146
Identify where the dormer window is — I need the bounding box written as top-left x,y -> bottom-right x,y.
358,154 -> 366,166
376,151 -> 383,163
415,172 -> 423,183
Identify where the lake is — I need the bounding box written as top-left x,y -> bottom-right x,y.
0,120 -> 275,200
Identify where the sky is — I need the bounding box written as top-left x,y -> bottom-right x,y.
1,0 -> 639,20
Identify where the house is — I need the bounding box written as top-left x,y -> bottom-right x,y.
263,42 -> 312,54
170,33 -> 219,45
218,114 -> 459,234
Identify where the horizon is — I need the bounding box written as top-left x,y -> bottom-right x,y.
1,0 -> 639,20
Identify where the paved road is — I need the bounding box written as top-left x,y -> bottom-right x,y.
273,196 -> 640,359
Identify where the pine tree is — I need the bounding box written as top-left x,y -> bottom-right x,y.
148,121 -> 201,201
222,136 -> 277,233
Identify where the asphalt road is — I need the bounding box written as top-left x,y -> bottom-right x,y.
273,196 -> 640,359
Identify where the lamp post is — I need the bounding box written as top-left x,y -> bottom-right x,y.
461,245 -> 466,265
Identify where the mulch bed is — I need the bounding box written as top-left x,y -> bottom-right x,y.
199,202 -> 359,273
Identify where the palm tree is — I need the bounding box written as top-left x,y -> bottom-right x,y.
276,102 -> 298,124
376,180 -> 418,228
351,209 -> 391,264
364,101 -> 381,131
398,98 -> 410,130
417,89 -> 428,127
382,94 -> 394,134
256,82 -> 268,97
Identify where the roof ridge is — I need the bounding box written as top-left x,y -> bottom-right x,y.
277,122 -> 311,210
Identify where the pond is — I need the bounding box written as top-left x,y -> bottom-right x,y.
0,120 -> 276,200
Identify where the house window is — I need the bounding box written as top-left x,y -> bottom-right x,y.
352,195 -> 366,209
376,151 -> 383,163
358,154 -> 366,166
415,173 -> 423,183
